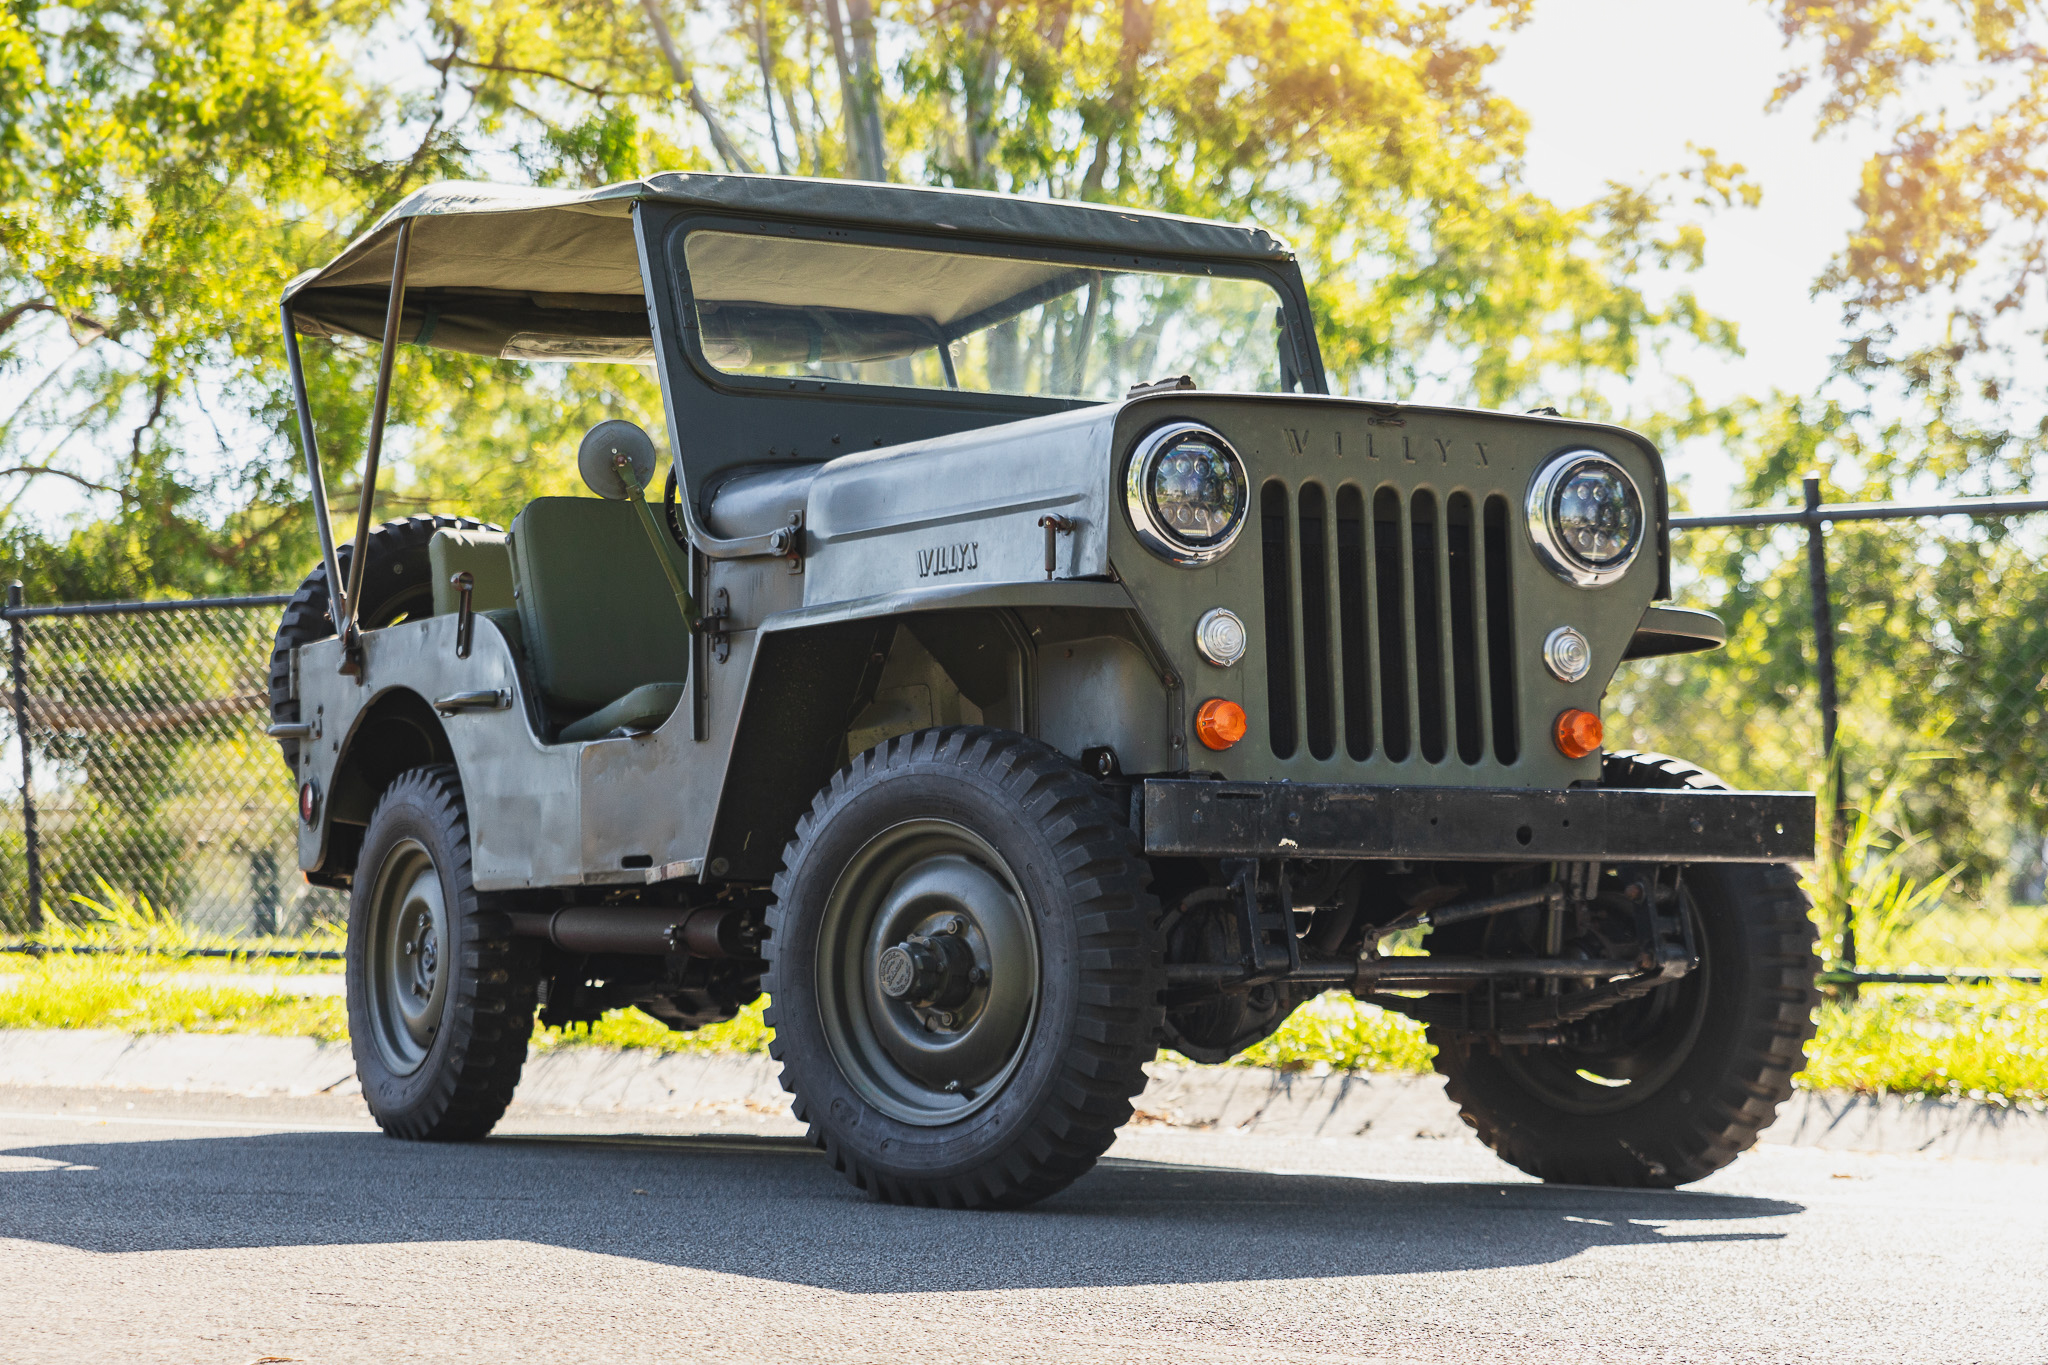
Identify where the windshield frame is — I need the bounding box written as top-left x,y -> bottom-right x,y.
664,212 -> 1324,412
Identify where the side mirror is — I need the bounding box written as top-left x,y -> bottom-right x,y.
577,420 -> 659,500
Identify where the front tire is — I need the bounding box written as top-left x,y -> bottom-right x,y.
764,727 -> 1164,1208
1430,751 -> 1821,1187
347,765 -> 537,1141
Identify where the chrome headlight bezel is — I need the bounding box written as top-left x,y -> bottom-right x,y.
1526,449 -> 1646,587
1124,422 -> 1250,567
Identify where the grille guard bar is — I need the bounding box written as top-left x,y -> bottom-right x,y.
1139,779 -> 1814,864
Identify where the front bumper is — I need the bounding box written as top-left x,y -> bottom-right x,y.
1140,780 -> 1814,864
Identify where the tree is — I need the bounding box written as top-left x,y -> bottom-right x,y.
2,0 -> 1756,608
1612,1 -> 2048,924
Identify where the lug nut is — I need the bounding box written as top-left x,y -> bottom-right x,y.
968,966 -> 988,985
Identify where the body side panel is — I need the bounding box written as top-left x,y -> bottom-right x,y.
295,615 -> 711,891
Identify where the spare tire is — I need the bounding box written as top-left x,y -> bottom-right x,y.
267,515 -> 501,765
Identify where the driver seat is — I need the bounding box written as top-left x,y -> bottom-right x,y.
507,496 -> 691,743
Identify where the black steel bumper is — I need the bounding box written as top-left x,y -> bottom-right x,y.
1139,780 -> 1814,864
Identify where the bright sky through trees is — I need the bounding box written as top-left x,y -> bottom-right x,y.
1495,0 -> 1876,508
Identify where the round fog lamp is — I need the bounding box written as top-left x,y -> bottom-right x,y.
1527,450 -> 1645,586
1195,608 -> 1247,667
1543,626 -> 1592,683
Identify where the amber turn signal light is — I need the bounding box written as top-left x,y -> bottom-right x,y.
1553,707 -> 1603,759
1194,698 -> 1248,750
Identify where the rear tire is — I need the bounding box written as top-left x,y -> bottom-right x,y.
268,514 -> 499,764
764,727 -> 1164,1208
347,765 -> 536,1141
1430,751 -> 1821,1187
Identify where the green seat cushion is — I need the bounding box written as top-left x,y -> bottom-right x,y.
509,497 -> 692,712
429,529 -> 515,616
479,606 -> 523,654
557,681 -> 685,743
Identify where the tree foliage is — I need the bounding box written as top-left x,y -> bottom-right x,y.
0,0 -> 1744,602
1613,2 -> 2048,916
7,0 -> 2047,926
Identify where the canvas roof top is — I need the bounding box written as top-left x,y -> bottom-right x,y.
283,174 -> 1294,357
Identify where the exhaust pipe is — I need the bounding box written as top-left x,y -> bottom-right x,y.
507,904 -> 754,958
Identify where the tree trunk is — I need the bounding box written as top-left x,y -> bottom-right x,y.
824,0 -> 887,180
640,0 -> 758,174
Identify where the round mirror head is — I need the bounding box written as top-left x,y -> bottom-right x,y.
577,420 -> 659,500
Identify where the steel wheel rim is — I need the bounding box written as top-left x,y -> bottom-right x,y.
815,819 -> 1041,1126
365,838 -> 450,1077
1496,886 -> 1711,1116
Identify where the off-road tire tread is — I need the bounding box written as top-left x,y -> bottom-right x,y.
762,726 -> 1164,1209
1433,749 -> 1821,1187
268,515 -> 499,763
350,765 -> 537,1142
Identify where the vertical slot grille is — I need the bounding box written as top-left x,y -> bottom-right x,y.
1410,489 -> 1447,764
1447,492 -> 1484,764
1484,494 -> 1519,763
1297,484 -> 1335,760
1336,486 -> 1371,759
1260,479 -> 1298,759
1372,486 -> 1411,762
1260,477 -> 1516,771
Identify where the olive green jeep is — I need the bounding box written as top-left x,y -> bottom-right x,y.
269,175 -> 1819,1206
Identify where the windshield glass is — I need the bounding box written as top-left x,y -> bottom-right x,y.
682,230 -> 1292,399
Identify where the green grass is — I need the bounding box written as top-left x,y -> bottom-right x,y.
0,955 -> 349,1039
1869,904 -> 2048,972
4,954 -> 2044,1105
1169,994 -> 1438,1074
1802,983 -> 2048,1105
531,999 -> 773,1056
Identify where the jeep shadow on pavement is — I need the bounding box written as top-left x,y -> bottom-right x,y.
265,174 -> 1821,1209
0,1128 -> 1803,1287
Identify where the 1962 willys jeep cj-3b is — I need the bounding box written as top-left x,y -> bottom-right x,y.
270,174 -> 1821,1207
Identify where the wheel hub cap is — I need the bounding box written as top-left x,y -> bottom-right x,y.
365,840 -> 450,1077
817,821 -> 1041,1126
876,920 -> 978,1011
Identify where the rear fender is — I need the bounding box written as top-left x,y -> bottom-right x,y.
307,686 -> 454,886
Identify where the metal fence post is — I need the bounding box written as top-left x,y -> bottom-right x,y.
250,848 -> 279,936
7,581 -> 43,932
1802,476 -> 1851,973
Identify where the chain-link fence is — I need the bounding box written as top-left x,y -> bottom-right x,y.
1616,481 -> 2048,984
5,485 -> 2048,976
2,589 -> 344,944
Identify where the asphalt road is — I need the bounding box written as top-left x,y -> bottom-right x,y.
1,1086 -> 2041,1365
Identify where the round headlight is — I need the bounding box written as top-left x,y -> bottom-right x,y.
1527,450 -> 1645,586
1124,423 -> 1249,566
